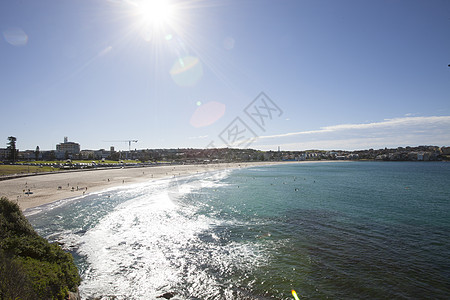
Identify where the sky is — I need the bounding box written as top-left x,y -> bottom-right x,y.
1,0 -> 449,152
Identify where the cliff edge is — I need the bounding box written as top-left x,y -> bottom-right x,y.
0,197 -> 80,299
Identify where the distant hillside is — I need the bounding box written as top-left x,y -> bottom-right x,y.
0,197 -> 80,299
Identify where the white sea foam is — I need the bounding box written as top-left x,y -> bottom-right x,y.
78,190 -> 195,298
75,169 -> 265,299
24,194 -> 87,217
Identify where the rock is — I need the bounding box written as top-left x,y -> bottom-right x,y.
68,290 -> 81,300
156,292 -> 175,299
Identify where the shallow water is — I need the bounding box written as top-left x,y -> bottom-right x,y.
27,162 -> 450,299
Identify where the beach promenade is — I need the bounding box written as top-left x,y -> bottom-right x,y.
0,162 -> 287,211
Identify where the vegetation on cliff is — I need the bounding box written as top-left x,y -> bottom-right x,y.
0,197 -> 80,299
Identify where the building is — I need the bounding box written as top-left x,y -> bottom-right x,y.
94,149 -> 111,160
80,150 -> 95,160
441,147 -> 450,155
56,137 -> 80,159
19,150 -> 38,160
0,148 -> 9,160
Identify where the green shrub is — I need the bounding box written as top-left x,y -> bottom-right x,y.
0,249 -> 35,300
0,197 -> 80,299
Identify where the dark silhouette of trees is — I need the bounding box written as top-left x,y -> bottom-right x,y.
35,146 -> 40,161
7,136 -> 18,162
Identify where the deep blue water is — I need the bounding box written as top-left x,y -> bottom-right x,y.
26,161 -> 450,299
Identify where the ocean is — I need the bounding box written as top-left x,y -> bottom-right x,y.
26,161 -> 450,299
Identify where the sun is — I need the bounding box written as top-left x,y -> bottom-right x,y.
136,0 -> 174,26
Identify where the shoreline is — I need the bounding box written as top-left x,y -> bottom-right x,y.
0,161 -> 320,211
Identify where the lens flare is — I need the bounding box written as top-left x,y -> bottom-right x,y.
190,101 -> 226,128
223,36 -> 235,50
3,27 -> 28,46
170,56 -> 203,87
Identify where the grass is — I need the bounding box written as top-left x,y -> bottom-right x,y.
0,165 -> 60,176
0,160 -> 145,176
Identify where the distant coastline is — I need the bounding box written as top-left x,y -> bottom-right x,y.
2,145 -> 448,166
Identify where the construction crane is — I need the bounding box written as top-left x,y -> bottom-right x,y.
103,140 -> 138,160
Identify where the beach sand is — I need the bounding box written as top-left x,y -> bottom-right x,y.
0,162 -> 290,211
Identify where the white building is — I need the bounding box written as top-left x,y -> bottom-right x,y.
56,137 -> 80,159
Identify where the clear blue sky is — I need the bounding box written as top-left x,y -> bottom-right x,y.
1,0 -> 449,151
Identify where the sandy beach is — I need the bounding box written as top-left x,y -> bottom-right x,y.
0,162 -> 293,211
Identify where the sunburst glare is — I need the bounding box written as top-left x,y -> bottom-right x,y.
136,0 -> 174,26
116,0 -> 239,90
128,0 -> 179,41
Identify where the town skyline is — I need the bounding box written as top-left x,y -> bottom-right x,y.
2,134 -> 450,153
1,135 -> 448,163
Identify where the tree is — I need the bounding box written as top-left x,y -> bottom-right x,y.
35,146 -> 40,161
109,151 -> 120,161
7,136 -> 18,162
48,151 -> 56,161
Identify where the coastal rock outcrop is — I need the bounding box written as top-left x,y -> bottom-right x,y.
156,292 -> 176,299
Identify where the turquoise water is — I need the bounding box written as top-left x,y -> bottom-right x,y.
26,162 -> 450,299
